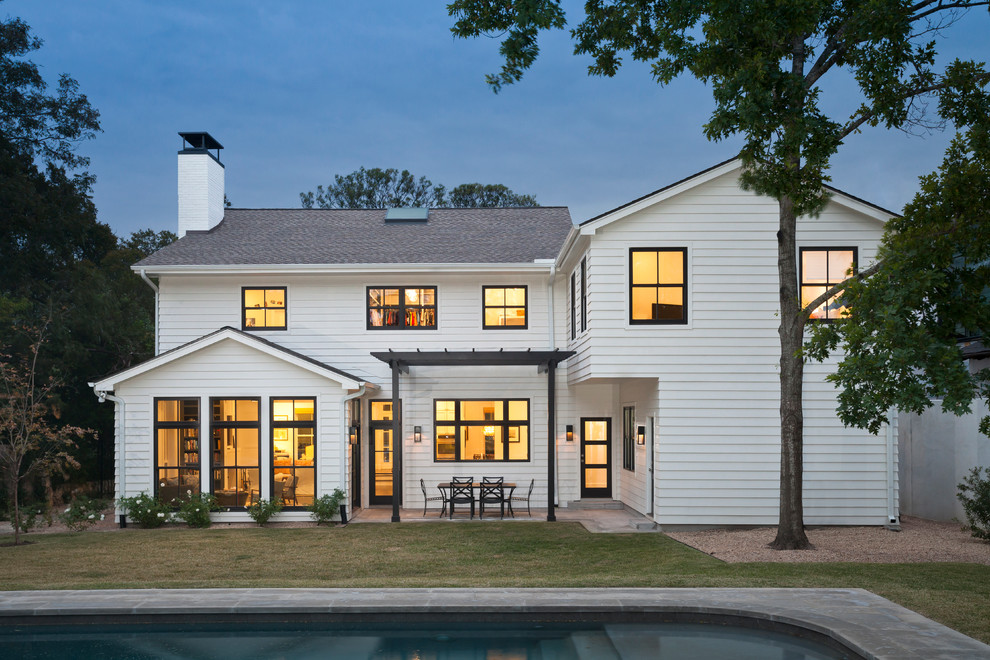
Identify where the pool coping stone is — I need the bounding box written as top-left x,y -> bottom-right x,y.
0,587 -> 987,659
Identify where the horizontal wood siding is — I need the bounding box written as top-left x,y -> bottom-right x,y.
114,340 -> 348,521
568,169 -> 889,526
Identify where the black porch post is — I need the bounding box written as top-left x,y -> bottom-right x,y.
390,361 -> 402,523
547,360 -> 556,522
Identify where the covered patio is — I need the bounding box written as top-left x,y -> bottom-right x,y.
370,349 -> 575,523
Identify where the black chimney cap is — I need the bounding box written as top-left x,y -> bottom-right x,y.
179,132 -> 223,151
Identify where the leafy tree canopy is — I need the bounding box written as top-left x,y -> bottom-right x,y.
0,6 -> 100,171
807,106 -> 990,435
300,166 -> 539,208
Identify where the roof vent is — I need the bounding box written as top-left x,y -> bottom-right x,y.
385,207 -> 429,223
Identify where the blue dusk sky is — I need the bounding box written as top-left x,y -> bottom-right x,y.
6,1 -> 989,238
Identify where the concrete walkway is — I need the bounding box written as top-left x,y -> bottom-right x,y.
348,505 -> 659,533
0,588 -> 987,658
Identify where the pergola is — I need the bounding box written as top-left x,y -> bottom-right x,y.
370,349 -> 575,522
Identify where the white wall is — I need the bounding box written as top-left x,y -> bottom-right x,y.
112,338 -> 349,521
559,169 -> 890,526
900,401 -> 990,521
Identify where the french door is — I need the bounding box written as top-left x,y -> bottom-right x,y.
580,418 -> 612,498
369,400 -> 396,505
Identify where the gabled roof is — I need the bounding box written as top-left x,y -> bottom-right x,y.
578,158 -> 899,234
89,327 -> 374,392
136,207 -> 573,269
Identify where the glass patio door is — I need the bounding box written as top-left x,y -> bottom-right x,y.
581,418 -> 612,498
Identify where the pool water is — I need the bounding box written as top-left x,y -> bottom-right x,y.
0,620 -> 857,659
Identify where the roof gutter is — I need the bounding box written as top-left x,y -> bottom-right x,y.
132,262 -> 557,277
340,384 -> 367,512
138,269 -> 160,355
92,388 -> 126,526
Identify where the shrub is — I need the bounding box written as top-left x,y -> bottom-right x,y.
118,492 -> 172,528
309,489 -> 346,525
11,503 -> 46,534
59,496 -> 107,531
247,497 -> 283,526
957,466 -> 990,541
174,492 -> 219,528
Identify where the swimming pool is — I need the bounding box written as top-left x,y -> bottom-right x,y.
1,587 -> 987,659
0,618 -> 854,659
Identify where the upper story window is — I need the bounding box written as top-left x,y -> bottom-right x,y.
580,257 -> 587,332
800,247 -> 857,321
368,286 -> 437,330
630,248 -> 687,324
570,272 -> 577,340
242,287 -> 286,330
483,286 -> 527,329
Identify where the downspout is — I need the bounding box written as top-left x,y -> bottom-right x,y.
340,384 -> 367,508
138,269 -> 160,355
94,390 -> 126,527
547,264 -> 559,507
885,407 -> 900,529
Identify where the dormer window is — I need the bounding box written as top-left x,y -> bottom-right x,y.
242,287 -> 286,330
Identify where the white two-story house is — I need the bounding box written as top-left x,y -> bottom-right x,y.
91,132 -> 897,528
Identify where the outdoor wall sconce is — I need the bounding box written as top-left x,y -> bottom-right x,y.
414,425 -> 422,443
348,425 -> 358,445
566,425 -> 574,442
637,425 -> 646,445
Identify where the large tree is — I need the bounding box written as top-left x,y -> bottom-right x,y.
449,0 -> 990,547
301,166 -> 539,208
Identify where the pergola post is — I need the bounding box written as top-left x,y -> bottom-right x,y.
547,360 -> 556,522
390,361 -> 402,523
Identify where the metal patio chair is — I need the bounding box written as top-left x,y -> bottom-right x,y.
508,478 -> 535,517
448,476 -> 475,519
479,476 -> 505,519
420,478 -> 447,517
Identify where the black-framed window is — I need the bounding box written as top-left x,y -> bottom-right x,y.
272,398 -> 316,508
482,286 -> 528,329
242,287 -> 286,330
622,405 -> 635,471
570,272 -> 577,340
155,398 -> 200,503
434,399 -> 529,462
210,398 -> 260,508
580,257 -> 587,332
367,286 -> 437,329
800,247 -> 857,321
630,248 -> 688,324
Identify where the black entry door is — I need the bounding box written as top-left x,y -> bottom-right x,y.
580,418 -> 612,498
369,400 -> 395,505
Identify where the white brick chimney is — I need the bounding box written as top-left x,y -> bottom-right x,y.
177,132 -> 225,237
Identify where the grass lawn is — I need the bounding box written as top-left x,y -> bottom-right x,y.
3,522 -> 989,644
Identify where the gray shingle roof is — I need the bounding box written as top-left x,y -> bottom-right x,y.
137,207 -> 574,267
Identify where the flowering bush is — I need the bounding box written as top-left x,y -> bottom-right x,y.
308,489 -> 346,525
174,492 -> 218,528
118,492 -> 171,528
247,497 -> 283,526
59,496 -> 108,531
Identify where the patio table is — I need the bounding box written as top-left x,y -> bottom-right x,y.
437,482 -> 516,518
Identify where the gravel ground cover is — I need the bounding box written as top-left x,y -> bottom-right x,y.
665,516 -> 990,564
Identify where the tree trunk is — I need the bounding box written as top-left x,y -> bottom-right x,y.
772,194 -> 812,550
8,463 -> 21,546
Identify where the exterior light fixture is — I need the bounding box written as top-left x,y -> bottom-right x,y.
348,425 -> 358,445
565,425 -> 574,442
637,425 -> 646,445
414,425 -> 422,443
